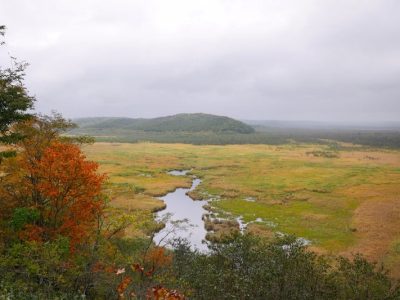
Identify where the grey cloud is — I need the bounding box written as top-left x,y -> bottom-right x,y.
0,0 -> 399,122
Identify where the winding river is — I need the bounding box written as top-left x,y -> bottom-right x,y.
153,170 -> 311,251
153,171 -> 209,251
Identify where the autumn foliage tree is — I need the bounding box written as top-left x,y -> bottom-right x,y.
0,115 -> 106,250
115,246 -> 185,299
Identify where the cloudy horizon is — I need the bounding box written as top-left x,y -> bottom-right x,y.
1,0 -> 399,122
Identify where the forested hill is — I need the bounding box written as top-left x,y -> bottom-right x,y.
73,113 -> 255,134
70,114 -> 400,148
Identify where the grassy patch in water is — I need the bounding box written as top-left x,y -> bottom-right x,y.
213,198 -> 357,252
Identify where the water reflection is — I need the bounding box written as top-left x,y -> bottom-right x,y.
153,175 -> 209,252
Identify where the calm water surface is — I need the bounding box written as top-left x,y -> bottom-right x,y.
153,171 -> 311,251
153,174 -> 209,252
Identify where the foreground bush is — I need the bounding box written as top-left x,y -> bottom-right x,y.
166,235 -> 399,300
1,233 -> 399,299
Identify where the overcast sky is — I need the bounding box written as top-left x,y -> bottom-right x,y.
1,0 -> 399,122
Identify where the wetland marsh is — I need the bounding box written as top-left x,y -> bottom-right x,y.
84,142 -> 400,276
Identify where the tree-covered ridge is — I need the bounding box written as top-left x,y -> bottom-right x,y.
71,116 -> 400,148
73,113 -> 255,134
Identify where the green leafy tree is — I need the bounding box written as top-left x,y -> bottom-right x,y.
0,25 -> 5,44
0,25 -> 35,160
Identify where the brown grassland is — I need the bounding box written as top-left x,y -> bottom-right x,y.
83,142 -> 400,276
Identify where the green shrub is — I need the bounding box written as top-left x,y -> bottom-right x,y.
9,208 -> 40,231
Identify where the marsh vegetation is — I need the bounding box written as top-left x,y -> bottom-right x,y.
84,141 -> 400,279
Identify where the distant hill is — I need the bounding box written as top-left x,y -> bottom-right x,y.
69,114 -> 400,148
73,113 -> 255,134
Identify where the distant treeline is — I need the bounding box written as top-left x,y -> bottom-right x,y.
71,127 -> 400,148
70,115 -> 400,148
255,126 -> 400,149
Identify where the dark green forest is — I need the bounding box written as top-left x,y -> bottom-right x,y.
73,114 -> 255,134
71,116 -> 400,148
